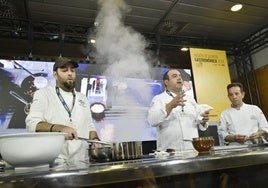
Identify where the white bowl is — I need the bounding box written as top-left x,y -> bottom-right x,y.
0,132 -> 66,167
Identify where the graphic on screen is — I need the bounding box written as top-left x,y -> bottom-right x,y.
0,59 -> 193,142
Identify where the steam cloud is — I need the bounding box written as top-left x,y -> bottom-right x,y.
94,0 -> 152,79
89,0 -> 156,142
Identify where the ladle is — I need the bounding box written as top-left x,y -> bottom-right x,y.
9,90 -> 31,114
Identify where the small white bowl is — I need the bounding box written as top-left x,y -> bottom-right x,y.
0,132 -> 66,167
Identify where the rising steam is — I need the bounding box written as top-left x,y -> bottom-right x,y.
94,0 -> 152,79
89,0 -> 156,142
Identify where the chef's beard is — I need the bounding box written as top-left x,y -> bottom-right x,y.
62,80 -> 76,92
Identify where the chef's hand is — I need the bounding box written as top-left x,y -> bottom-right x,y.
201,111 -> 210,123
226,134 -> 247,143
165,92 -> 186,116
169,91 -> 186,108
236,134 -> 248,142
52,124 -> 78,140
249,130 -> 265,139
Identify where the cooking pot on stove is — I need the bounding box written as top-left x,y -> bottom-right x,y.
112,141 -> 143,160
86,140 -> 143,162
88,146 -> 113,162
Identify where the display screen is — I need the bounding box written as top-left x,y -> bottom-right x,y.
0,59 -> 193,142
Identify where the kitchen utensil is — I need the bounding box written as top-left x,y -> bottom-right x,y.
261,136 -> 268,144
78,137 -> 112,146
13,60 -> 48,89
192,136 -> 214,155
9,90 -> 31,114
0,132 -> 66,167
88,146 -> 113,162
87,141 -> 143,162
112,141 -> 143,160
82,138 -> 114,162
245,136 -> 263,145
250,137 -> 263,144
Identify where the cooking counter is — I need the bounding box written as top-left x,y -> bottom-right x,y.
1,145 -> 268,187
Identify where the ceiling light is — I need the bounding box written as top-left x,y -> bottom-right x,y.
94,22 -> 99,27
231,4 -> 243,12
90,39 -> 96,44
180,47 -> 189,51
50,35 -> 58,40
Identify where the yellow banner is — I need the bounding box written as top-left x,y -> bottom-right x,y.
190,48 -> 231,121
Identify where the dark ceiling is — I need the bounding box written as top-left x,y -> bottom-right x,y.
1,0 -> 268,54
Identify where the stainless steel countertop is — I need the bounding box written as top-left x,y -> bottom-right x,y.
1,145 -> 268,187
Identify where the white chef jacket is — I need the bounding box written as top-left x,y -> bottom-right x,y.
218,103 -> 268,145
147,91 -> 208,151
25,85 -> 97,162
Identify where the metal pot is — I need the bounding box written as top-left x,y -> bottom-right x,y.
81,138 -> 113,162
112,141 -> 143,161
88,146 -> 113,162
87,141 -> 143,162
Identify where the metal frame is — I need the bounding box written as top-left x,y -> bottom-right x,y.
0,17 -> 267,107
231,25 -> 268,107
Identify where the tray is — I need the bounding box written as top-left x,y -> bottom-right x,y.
212,145 -> 249,151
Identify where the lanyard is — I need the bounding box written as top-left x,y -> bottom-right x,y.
166,90 -> 174,98
166,90 -> 184,112
55,86 -> 76,122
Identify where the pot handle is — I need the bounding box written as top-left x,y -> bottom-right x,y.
78,137 -> 112,146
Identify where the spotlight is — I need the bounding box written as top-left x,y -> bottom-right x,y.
231,4 -> 243,12
180,47 -> 189,51
90,102 -> 105,121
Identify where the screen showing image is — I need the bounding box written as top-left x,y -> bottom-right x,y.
0,59 -> 193,142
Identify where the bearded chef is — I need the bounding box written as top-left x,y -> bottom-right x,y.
26,57 -> 99,162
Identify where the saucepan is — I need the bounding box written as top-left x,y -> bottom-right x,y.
112,141 -> 143,161
89,146 -> 114,162
81,139 -> 114,162
81,138 -> 143,162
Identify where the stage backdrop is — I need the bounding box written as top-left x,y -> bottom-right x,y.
0,59 -> 192,142
190,48 -> 231,121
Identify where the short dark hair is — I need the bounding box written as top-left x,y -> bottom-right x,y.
227,82 -> 244,92
162,70 -> 172,88
162,70 -> 170,82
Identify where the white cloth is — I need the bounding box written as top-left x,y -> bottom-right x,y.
55,139 -> 89,164
25,85 -> 96,162
147,91 -> 209,151
218,103 -> 268,145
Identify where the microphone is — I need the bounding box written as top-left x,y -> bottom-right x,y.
179,88 -> 185,112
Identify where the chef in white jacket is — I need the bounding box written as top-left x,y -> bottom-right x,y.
218,82 -> 268,145
26,57 -> 99,163
147,69 -> 210,151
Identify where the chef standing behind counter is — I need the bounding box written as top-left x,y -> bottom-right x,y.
218,82 -> 268,145
25,57 -> 100,163
147,69 -> 210,152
